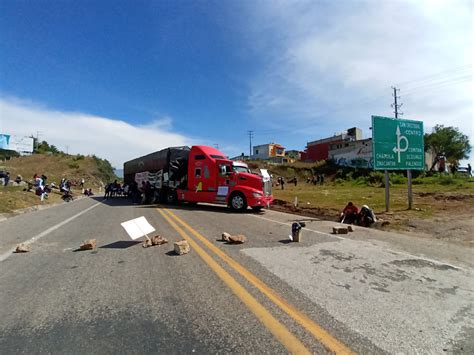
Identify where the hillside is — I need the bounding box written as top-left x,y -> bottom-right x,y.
0,154 -> 117,214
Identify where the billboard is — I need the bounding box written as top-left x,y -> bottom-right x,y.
0,134 -> 34,153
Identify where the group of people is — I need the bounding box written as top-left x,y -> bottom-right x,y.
275,176 -> 286,190
103,180 -> 144,204
339,202 -> 377,227
1,172 -> 23,186
104,180 -> 128,199
306,174 -> 325,185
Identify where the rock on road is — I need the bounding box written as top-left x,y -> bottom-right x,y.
0,197 -> 473,354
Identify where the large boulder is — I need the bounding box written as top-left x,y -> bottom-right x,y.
332,226 -> 349,234
174,240 -> 190,255
143,235 -> 168,248
221,232 -> 231,242
80,239 -> 97,250
228,234 -> 247,244
15,243 -> 31,253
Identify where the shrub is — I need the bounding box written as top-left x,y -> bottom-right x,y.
412,177 -> 425,185
368,171 -> 384,185
353,176 -> 368,185
439,175 -> 457,185
390,173 -> 407,185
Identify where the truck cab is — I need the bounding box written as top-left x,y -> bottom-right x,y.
177,146 -> 272,211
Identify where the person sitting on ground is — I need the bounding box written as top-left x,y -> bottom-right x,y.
359,205 -> 377,227
340,202 -> 359,224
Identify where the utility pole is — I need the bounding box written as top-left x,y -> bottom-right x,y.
34,131 -> 43,152
391,87 -> 412,210
247,130 -> 254,157
391,87 -> 403,119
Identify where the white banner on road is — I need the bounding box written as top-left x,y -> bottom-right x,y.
121,216 -> 155,240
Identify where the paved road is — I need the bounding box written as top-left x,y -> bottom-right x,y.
0,197 -> 472,354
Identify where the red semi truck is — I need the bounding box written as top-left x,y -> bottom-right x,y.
123,145 -> 273,212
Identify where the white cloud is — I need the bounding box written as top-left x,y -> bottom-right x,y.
245,0 -> 473,143
0,96 -> 196,167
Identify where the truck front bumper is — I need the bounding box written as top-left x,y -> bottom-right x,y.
248,195 -> 273,208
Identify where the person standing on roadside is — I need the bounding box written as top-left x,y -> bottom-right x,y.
468,163 -> 472,177
280,176 -> 285,190
4,172 -> 10,186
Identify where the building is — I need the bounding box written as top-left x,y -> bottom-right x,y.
329,137 -> 435,170
328,138 -> 373,168
305,127 -> 363,162
252,143 -> 285,160
285,150 -> 304,163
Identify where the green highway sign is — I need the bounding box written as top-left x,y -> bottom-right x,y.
372,116 -> 424,170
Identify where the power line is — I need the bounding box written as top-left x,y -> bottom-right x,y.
395,64 -> 472,88
402,74 -> 472,95
244,66 -> 471,141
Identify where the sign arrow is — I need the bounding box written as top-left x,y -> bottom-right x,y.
393,125 -> 409,163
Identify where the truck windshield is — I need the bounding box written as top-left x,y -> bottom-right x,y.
233,166 -> 250,173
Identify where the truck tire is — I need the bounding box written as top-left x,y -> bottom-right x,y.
229,192 -> 247,212
165,190 -> 177,204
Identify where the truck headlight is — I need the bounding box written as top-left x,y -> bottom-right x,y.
252,192 -> 262,198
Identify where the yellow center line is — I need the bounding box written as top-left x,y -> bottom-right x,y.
157,208 -> 310,355
162,207 -> 354,355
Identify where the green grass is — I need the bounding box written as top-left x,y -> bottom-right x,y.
273,176 -> 473,218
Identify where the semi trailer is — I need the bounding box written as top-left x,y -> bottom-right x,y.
123,145 -> 272,212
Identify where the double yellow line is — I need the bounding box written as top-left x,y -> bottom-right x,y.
158,207 -> 354,355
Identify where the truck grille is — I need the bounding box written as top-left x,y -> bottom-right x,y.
263,180 -> 272,197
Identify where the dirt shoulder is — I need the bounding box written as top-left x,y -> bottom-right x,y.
270,191 -> 474,247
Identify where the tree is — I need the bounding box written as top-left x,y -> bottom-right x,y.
424,125 -> 471,170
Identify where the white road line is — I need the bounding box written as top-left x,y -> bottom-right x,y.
250,212 -> 465,271
0,202 -> 101,262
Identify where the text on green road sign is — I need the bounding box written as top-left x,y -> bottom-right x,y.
372,116 -> 424,170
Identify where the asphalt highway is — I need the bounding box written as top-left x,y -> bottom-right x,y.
1,197 -> 472,354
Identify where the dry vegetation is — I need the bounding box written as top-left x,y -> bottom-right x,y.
0,154 -> 116,214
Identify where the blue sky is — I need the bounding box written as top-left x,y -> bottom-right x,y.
1,0 -> 472,167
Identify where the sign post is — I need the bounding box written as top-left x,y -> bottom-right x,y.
372,116 -> 424,211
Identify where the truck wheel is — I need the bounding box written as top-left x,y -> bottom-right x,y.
230,192 -> 247,212
166,190 -> 177,204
